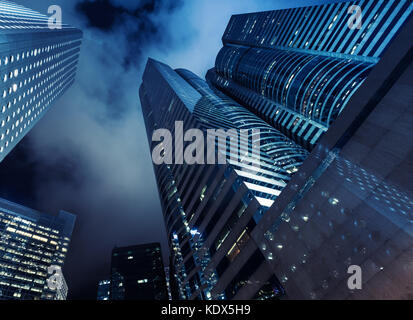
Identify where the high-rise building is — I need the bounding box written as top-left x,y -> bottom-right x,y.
97,279 -> 110,301
208,0 -> 412,151
0,0 -> 82,162
110,243 -> 168,300
0,197 -> 76,300
140,0 -> 412,300
141,58 -> 288,301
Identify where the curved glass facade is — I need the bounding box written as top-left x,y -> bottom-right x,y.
140,59 -> 286,300
140,0 -> 412,300
177,68 -> 308,205
213,45 -> 373,126
208,0 -> 413,150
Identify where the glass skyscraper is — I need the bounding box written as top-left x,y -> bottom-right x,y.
0,197 -> 76,300
208,0 -> 412,150
0,0 -> 82,162
140,0 -> 412,300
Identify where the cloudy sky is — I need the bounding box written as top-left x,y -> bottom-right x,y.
0,0 -> 345,299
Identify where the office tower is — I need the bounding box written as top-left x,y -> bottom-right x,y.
141,59 -> 288,300
0,197 -> 76,300
0,0 -> 82,162
140,0 -> 412,299
110,243 -> 168,300
97,279 -> 110,301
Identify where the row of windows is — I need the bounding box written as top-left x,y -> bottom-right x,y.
0,0 -> 72,31
141,59 -> 292,300
0,41 -> 78,68
178,68 -> 307,203
215,45 -> 373,127
0,72 -> 76,154
223,0 -> 412,59
0,211 -> 63,233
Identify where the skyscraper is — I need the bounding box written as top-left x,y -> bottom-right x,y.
0,0 -> 82,162
55,275 -> 68,300
140,0 -> 412,299
208,0 -> 412,150
0,197 -> 76,300
140,59 -> 288,300
110,243 -> 168,300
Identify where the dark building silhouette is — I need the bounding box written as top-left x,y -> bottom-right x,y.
110,243 -> 168,300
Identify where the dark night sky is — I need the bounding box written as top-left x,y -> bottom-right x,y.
0,0 -> 345,299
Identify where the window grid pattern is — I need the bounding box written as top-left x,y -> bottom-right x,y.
0,198 -> 74,300
0,1 -> 82,162
211,0 -> 412,150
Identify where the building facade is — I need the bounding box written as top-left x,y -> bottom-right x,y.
140,0 -> 412,299
208,0 -> 412,151
0,197 -> 76,300
110,243 -> 168,300
0,0 -> 82,162
97,279 -> 110,301
251,11 -> 413,300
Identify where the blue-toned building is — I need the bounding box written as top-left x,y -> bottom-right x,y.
110,243 -> 168,300
141,59 -> 289,299
97,279 -> 110,300
0,197 -> 76,300
208,0 -> 412,150
140,0 -> 412,300
0,0 -> 82,162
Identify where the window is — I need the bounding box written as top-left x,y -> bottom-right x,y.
226,229 -> 250,262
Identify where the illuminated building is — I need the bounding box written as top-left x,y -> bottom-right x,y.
140,59 -> 288,300
97,279 -> 110,301
208,0 -> 412,150
0,197 -> 75,300
110,243 -> 168,300
55,275 -> 68,300
0,0 -> 82,162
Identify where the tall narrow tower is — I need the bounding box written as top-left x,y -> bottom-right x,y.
0,0 -> 82,162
